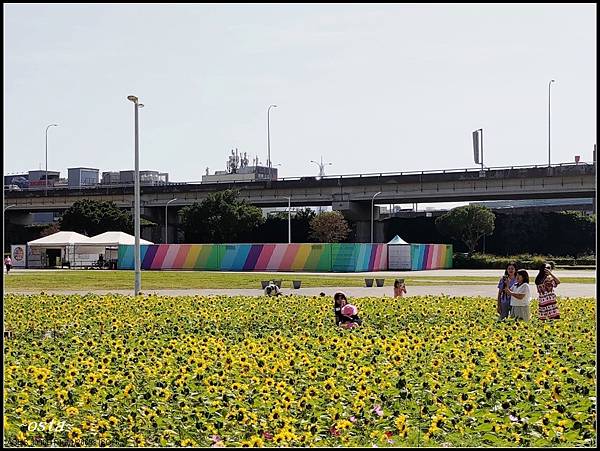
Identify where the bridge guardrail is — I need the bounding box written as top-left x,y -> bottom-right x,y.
4,161 -> 595,192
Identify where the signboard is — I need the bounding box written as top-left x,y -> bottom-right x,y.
388,244 -> 411,270
11,245 -> 27,267
472,130 -> 481,165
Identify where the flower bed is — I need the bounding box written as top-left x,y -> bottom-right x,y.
3,294 -> 596,447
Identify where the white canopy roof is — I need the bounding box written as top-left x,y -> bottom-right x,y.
85,231 -> 153,246
387,234 -> 410,245
28,231 -> 91,246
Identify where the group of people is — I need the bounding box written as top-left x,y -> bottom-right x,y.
265,263 -> 560,328
332,279 -> 407,329
496,262 -> 561,321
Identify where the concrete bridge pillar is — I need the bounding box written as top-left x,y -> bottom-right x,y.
332,195 -> 384,242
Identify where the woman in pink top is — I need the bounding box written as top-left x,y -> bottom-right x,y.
535,263 -> 561,320
393,279 -> 407,298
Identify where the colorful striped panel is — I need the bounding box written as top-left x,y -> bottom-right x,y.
117,243 -> 446,271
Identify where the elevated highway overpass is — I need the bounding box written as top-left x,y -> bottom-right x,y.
5,162 -> 596,242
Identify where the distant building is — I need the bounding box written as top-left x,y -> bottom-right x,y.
101,170 -> 169,185
202,148 -> 278,183
68,167 -> 99,187
27,170 -> 60,188
101,171 -> 120,185
470,198 -> 594,214
202,165 -> 277,183
4,173 -> 29,188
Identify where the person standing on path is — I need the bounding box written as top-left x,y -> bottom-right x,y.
535,263 -> 561,320
4,255 -> 12,274
497,262 -> 518,320
393,279 -> 407,298
505,269 -> 532,321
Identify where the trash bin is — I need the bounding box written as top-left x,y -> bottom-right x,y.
273,280 -> 282,288
375,278 -> 385,287
365,278 -> 374,287
292,280 -> 302,289
261,281 -> 269,289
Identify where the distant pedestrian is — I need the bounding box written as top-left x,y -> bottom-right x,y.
333,291 -> 348,326
4,255 -> 12,274
497,262 -> 518,320
504,269 -> 532,321
393,279 -> 407,298
535,263 -> 561,320
264,281 -> 282,296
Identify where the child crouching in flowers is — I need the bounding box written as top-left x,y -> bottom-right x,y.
333,291 -> 362,328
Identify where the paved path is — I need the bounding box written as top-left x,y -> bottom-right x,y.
6,268 -> 596,278
5,283 -> 595,298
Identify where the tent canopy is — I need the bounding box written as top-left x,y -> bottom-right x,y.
85,231 -> 153,246
387,235 -> 410,245
28,231 -> 90,246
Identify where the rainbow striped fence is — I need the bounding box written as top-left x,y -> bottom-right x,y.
410,244 -> 453,270
117,243 -> 388,272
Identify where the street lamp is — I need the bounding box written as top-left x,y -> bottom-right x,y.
310,156 -> 333,178
165,198 -> 177,244
283,196 -> 291,243
371,191 -> 382,243
127,95 -> 144,296
267,104 -> 277,178
45,124 -> 58,196
548,79 -> 556,167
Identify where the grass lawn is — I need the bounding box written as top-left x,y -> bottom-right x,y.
3,270 -> 595,291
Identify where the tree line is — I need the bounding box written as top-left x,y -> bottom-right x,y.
11,191 -> 594,257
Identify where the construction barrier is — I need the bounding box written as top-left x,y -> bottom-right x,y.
117,243 -> 389,272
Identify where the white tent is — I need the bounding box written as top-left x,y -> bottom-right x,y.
85,231 -> 153,246
27,231 -> 91,268
387,235 -> 411,269
27,231 -> 90,246
387,235 -> 409,245
74,232 -> 154,268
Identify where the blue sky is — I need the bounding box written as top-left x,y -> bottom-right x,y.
4,3 -> 596,187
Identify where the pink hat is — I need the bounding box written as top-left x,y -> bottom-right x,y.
341,304 -> 357,316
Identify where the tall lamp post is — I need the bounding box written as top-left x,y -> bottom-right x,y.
127,95 -> 144,295
548,79 -> 556,167
283,196 -> 291,243
267,104 -> 277,178
165,198 -> 178,244
45,124 -> 58,196
371,191 -> 382,243
310,156 -> 332,178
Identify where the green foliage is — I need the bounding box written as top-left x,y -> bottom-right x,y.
59,199 -> 133,236
453,252 -> 596,269
39,223 -> 60,238
435,205 -> 495,254
309,211 -> 351,243
179,189 -> 264,243
488,211 -> 595,256
254,208 -> 317,243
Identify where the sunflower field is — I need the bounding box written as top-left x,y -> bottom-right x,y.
3,293 -> 596,447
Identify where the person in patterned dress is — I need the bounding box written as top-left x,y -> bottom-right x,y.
534,263 -> 561,320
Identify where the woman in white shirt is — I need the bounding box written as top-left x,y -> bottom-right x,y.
504,269 -> 532,321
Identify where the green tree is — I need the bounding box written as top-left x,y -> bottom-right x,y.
179,189 -> 264,243
292,208 -> 317,242
435,204 -> 495,254
59,199 -> 133,236
309,211 -> 351,243
39,222 -> 60,237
